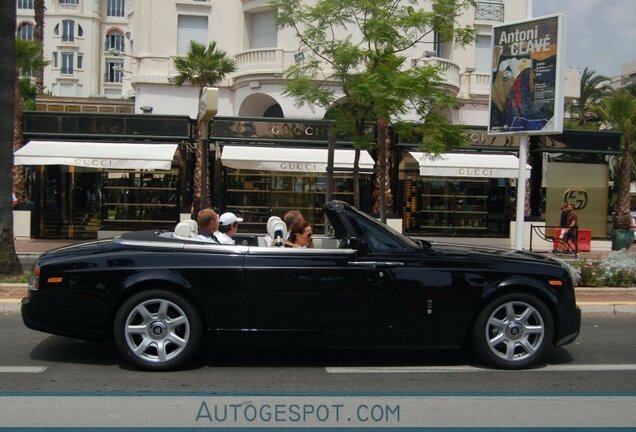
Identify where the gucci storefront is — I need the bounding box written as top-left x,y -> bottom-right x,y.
397,129 -> 621,240
210,117 -> 375,232
18,112 -> 195,239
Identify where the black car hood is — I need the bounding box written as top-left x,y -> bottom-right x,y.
427,241 -> 561,266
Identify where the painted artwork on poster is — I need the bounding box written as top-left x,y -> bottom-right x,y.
488,15 -> 565,136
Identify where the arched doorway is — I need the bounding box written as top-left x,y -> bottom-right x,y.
238,93 -> 284,118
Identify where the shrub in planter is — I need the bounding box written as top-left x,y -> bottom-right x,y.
558,250 -> 636,287
599,249 -> 636,287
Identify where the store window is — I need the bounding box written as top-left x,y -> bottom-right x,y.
225,169 -> 370,233
101,170 -> 179,231
402,173 -> 510,237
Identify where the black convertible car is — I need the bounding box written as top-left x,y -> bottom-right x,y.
22,201 -> 580,371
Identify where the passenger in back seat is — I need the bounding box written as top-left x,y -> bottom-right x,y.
196,208 -> 220,243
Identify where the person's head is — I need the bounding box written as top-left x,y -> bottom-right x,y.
197,208 -> 218,234
284,210 -> 305,231
218,212 -> 243,236
289,221 -> 312,247
568,203 -> 576,212
560,202 -> 568,211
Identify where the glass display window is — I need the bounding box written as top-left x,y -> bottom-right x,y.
225,169 -> 368,233
101,170 -> 179,230
403,172 -> 510,237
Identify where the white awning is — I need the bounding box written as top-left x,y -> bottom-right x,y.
221,145 -> 375,173
407,152 -> 531,178
14,140 -> 178,170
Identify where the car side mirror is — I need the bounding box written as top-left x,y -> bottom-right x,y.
347,237 -> 368,256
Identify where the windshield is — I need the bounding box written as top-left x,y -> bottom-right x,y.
346,206 -> 420,252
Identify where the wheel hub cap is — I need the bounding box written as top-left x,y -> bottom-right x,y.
150,321 -> 167,338
506,322 -> 523,339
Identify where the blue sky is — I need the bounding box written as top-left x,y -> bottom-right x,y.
533,0 -> 636,77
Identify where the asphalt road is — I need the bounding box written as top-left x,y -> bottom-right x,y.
1,310 -> 635,393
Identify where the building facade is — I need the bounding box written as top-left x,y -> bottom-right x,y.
16,0 -> 131,98
19,1 -> 617,248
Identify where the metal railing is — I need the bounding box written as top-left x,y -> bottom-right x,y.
529,224 -> 579,258
475,1 -> 504,21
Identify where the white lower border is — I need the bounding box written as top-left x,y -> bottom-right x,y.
0,395 -> 634,427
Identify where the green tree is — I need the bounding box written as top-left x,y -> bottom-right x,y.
272,0 -> 474,221
572,67 -> 610,126
595,90 -> 636,230
13,39 -> 48,198
0,0 -> 22,275
173,41 -> 236,209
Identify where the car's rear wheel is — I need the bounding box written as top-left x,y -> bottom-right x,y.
472,293 -> 554,369
114,290 -> 202,371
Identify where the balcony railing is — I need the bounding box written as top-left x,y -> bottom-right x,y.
475,1 -> 504,22
412,57 -> 461,94
234,49 -> 288,75
466,72 -> 490,96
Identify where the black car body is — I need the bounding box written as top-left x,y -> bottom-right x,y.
22,200 -> 581,371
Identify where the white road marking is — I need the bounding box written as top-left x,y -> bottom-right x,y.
0,366 -> 47,373
326,364 -> 636,373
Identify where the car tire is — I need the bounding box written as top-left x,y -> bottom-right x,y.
113,289 -> 202,371
471,293 -> 554,370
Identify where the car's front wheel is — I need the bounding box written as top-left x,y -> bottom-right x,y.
472,293 -> 554,369
114,290 -> 202,371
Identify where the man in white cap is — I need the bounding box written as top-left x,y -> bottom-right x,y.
215,212 -> 243,245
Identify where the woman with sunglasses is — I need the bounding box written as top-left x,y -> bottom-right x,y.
286,221 -> 314,248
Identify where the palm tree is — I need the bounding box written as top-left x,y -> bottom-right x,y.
0,0 -> 22,275
595,90 -> 636,234
173,41 -> 236,209
34,0 -> 46,94
13,39 -> 48,198
574,68 -> 610,126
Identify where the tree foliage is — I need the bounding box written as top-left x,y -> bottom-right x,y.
13,39 -> 49,198
272,0 -> 475,217
595,90 -> 636,230
570,67 -> 610,126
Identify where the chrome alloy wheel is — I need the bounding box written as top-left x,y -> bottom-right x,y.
123,298 -> 191,364
485,301 -> 545,362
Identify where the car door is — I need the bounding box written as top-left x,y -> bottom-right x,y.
242,246 -> 400,331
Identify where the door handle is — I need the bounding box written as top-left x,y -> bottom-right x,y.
348,261 -> 377,268
375,262 -> 405,268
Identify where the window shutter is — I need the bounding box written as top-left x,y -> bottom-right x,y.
249,11 -> 277,49
177,15 -> 208,55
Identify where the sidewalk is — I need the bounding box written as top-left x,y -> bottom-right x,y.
3,237 -> 636,314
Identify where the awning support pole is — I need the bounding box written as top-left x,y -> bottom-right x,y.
515,135 -> 529,251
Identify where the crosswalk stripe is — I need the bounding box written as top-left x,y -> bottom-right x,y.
0,366 -> 47,373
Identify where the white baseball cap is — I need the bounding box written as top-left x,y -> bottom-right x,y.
219,212 -> 243,226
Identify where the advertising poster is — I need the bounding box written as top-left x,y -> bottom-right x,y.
488,14 -> 565,135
